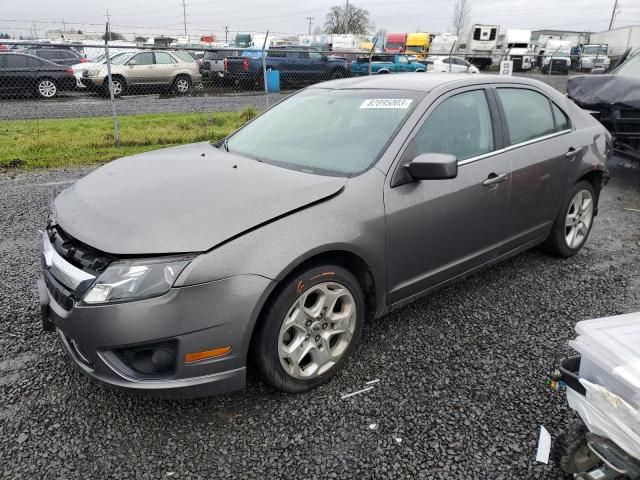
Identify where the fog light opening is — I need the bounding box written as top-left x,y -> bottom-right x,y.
113,340 -> 178,378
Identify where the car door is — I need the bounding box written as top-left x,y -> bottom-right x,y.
493,86 -> 575,253
384,87 -> 511,304
396,55 -> 411,72
126,52 -> 155,86
154,51 -> 178,85
1,54 -> 31,93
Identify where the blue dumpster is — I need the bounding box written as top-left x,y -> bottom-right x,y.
266,69 -> 280,93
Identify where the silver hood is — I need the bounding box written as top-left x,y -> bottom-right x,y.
54,143 -> 346,255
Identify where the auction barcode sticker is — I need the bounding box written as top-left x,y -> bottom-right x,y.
360,99 -> 413,109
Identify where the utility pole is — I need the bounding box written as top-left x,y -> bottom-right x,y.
224,26 -> 229,44
104,10 -> 120,145
307,17 -> 314,35
344,0 -> 349,34
608,0 -> 619,30
181,0 -> 188,37
62,19 -> 66,33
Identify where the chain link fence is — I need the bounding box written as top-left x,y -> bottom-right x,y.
0,39 -> 595,169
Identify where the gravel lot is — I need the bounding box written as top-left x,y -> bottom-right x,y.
0,71 -> 570,121
1,158 -> 638,479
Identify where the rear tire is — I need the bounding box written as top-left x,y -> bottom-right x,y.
331,69 -> 346,80
173,75 -> 192,95
36,78 -> 57,99
253,265 -> 365,393
542,181 -> 596,257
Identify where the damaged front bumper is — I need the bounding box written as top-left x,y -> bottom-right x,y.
38,226 -> 274,399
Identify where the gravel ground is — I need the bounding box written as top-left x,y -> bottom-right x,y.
1,160 -> 638,479
0,70 -> 569,121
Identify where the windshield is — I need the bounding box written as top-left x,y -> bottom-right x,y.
226,89 -> 422,176
111,52 -> 136,65
90,54 -> 106,63
613,52 -> 640,77
584,46 -> 607,55
242,49 -> 263,59
386,42 -> 404,50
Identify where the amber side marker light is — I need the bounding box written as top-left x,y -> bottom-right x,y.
184,347 -> 232,363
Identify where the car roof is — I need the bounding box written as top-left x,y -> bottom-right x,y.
311,73 -> 554,93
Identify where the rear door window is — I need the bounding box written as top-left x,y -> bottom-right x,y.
414,90 -> 494,161
155,52 -> 177,64
496,88 -> 556,145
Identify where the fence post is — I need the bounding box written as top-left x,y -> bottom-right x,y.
262,30 -> 269,94
368,38 -> 378,76
104,21 -> 120,145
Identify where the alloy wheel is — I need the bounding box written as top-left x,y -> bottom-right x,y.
565,189 -> 594,249
38,80 -> 57,98
278,282 -> 357,380
175,78 -> 190,93
110,80 -> 123,96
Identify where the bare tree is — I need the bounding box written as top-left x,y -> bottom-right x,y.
324,3 -> 373,35
451,0 -> 471,36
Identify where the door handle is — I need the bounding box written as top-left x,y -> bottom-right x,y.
482,173 -> 508,186
565,147 -> 581,158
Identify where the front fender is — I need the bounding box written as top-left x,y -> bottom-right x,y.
176,169 -> 388,314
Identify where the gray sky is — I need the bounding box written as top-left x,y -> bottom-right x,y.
2,0 -> 639,40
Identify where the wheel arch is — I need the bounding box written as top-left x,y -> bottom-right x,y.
247,249 -> 380,364
577,170 -> 605,215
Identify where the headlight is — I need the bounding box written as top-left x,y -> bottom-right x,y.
566,59 -> 571,66
82,256 -> 193,305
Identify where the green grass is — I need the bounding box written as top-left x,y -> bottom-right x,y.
0,106 -> 259,169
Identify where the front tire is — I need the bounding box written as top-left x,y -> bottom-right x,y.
542,181 -> 596,257
253,265 -> 365,393
36,78 -> 57,99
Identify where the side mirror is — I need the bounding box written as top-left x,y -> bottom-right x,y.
405,153 -> 458,180
128,59 -> 136,66
591,67 -> 606,75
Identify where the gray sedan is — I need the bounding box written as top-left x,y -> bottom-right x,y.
38,74 -> 609,398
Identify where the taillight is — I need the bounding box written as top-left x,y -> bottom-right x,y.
224,57 -> 228,71
66,67 -> 73,76
242,58 -> 250,72
80,57 -> 89,63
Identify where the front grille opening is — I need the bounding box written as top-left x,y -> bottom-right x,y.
112,341 -> 178,379
47,222 -> 115,276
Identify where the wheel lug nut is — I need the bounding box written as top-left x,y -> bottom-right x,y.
306,320 -> 312,327
322,323 -> 328,329
315,335 -> 320,342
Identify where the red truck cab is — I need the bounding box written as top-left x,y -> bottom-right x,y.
385,33 -> 407,53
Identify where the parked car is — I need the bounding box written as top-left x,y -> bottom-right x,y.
19,47 -> 86,66
225,46 -> 350,87
567,49 -> 640,160
350,54 -> 428,76
200,49 -> 241,82
71,52 -> 130,88
0,52 -> 76,98
81,50 -> 202,97
428,56 -> 480,73
39,74 -> 609,398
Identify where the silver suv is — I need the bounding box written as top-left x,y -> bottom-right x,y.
82,50 -> 202,97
